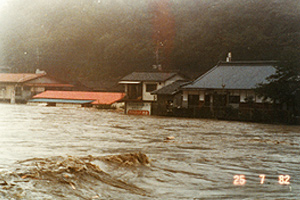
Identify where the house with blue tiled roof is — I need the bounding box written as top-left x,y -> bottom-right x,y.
179,61 -> 278,119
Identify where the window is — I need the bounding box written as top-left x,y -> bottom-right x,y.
146,84 -> 157,92
229,96 -> 240,104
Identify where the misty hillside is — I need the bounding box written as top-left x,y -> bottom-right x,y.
0,0 -> 299,82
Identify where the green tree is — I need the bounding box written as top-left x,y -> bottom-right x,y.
256,49 -> 300,114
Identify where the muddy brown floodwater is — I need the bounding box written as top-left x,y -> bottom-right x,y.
0,103 -> 300,199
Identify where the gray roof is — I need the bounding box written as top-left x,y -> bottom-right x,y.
183,61 -> 277,90
152,80 -> 190,95
120,72 -> 178,82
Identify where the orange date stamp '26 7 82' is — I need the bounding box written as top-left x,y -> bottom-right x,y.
233,174 -> 290,185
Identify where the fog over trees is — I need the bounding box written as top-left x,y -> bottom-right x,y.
0,0 -> 299,81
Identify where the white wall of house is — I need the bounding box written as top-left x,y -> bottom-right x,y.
199,91 -> 205,101
182,90 -> 189,108
0,84 -> 14,100
142,81 -> 164,101
240,91 -> 247,103
0,83 -> 47,103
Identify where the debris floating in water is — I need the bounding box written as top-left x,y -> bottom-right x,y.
101,152 -> 150,166
165,136 -> 175,140
0,153 -> 150,199
164,136 -> 175,143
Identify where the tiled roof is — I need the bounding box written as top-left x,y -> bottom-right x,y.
183,61 -> 277,90
32,91 -> 125,105
0,73 -> 45,83
152,80 -> 190,95
120,72 -> 178,82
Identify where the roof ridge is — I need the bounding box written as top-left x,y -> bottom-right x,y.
17,73 -> 46,82
218,60 -> 278,65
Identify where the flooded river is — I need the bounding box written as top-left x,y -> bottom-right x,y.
0,103 -> 300,199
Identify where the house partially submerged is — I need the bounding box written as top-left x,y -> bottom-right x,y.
0,72 -> 73,103
29,90 -> 125,108
151,80 -> 190,115
180,61 -> 277,119
119,72 -> 186,115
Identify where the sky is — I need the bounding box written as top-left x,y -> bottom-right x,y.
0,0 -> 6,6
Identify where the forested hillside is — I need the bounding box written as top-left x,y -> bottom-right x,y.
0,0 -> 299,81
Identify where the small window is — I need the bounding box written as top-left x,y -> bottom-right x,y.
229,96 -> 240,104
146,84 -> 157,92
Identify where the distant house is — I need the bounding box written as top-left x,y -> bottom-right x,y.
0,72 -> 73,103
119,72 -> 186,115
180,61 -> 277,118
151,80 -> 190,115
29,90 -> 125,108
